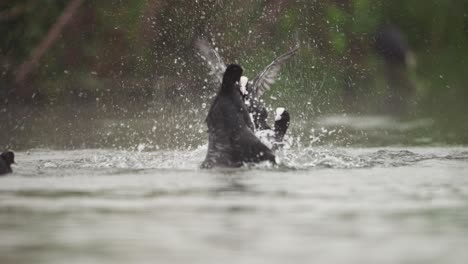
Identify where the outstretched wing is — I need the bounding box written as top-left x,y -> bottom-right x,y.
251,46 -> 299,98
195,38 -> 226,84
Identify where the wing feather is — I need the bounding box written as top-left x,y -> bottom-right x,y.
195,39 -> 226,84
251,46 -> 299,98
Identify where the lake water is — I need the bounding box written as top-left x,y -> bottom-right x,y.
1,147 -> 468,264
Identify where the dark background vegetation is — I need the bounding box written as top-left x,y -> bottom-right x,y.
1,0 -> 468,150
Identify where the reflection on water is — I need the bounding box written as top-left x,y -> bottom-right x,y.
1,148 -> 468,264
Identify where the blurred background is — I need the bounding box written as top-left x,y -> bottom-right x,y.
1,0 -> 467,150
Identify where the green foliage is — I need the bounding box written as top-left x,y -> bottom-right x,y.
1,0 -> 468,143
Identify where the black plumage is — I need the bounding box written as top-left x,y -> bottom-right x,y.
201,64 -> 276,168
0,151 -> 15,175
374,24 -> 412,66
195,39 -> 297,141
274,109 -> 290,143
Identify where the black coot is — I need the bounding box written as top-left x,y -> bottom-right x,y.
196,39 -> 297,144
274,108 -> 290,143
201,64 -> 276,168
0,151 -> 15,175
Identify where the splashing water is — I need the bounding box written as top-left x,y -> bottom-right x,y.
13,146 -> 467,172
1,147 -> 468,264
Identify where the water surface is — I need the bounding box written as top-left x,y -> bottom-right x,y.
1,147 -> 468,264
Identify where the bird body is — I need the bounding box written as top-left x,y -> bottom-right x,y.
0,151 -> 15,175
202,64 -> 276,168
196,39 -> 297,147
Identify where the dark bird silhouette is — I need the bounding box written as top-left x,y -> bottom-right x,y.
196,39 -> 296,140
255,107 -> 291,150
373,24 -> 416,115
374,24 -> 414,67
239,47 -> 297,131
201,64 -> 276,169
0,151 -> 15,175
274,108 -> 290,143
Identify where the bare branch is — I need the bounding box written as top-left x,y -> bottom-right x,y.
14,0 -> 86,98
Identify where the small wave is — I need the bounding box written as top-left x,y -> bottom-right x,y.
23,147 -> 468,172
278,147 -> 468,169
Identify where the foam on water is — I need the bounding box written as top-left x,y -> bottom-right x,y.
12,146 -> 468,173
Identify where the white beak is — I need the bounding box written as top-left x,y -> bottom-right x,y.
275,107 -> 285,121
239,76 -> 249,95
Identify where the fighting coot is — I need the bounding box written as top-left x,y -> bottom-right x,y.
201,64 -> 276,168
196,39 -> 297,144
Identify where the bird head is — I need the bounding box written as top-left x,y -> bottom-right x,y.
1,151 -> 15,165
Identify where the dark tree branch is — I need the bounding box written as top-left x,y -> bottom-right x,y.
0,5 -> 26,22
14,0 -> 86,98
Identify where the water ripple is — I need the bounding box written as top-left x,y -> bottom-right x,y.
16,147 -> 468,172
